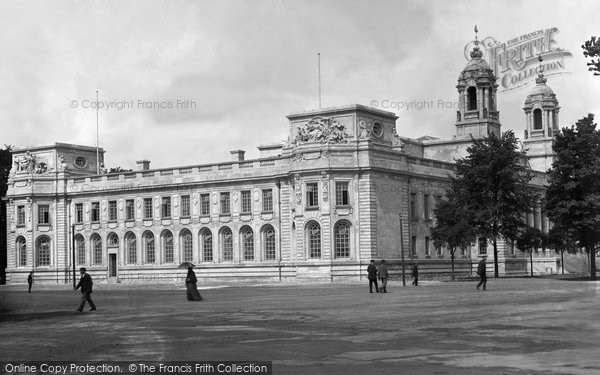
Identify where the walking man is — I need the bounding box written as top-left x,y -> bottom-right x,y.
75,267 -> 96,312
411,264 -> 419,286
378,259 -> 389,293
27,271 -> 33,293
367,259 -> 379,293
476,255 -> 487,291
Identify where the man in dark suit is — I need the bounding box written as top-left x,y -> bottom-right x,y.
367,259 -> 379,293
378,259 -> 389,293
75,267 -> 97,312
476,255 -> 487,291
27,271 -> 33,293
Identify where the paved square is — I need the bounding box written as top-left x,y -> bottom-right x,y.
1,278 -> 599,374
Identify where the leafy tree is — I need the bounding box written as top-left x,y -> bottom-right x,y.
0,145 -> 13,284
545,225 -> 579,276
582,36 -> 600,76
515,226 -> 545,277
430,192 -> 477,281
545,114 -> 600,280
452,130 -> 536,278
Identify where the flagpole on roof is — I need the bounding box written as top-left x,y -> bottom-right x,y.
96,90 -> 99,174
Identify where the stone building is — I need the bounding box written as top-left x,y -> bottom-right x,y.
3,42 -> 562,284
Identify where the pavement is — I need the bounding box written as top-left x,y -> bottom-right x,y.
1,278 -> 600,375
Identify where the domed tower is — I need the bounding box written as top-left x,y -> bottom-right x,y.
522,56 -> 560,172
455,26 -> 501,138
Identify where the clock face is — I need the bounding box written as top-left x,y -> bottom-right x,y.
372,122 -> 383,137
74,156 -> 87,169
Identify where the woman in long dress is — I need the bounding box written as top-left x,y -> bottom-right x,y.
185,266 -> 203,301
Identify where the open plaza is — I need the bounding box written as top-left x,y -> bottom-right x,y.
1,277 -> 599,375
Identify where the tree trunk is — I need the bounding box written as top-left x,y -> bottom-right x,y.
493,239 -> 499,278
451,249 -> 455,281
530,251 -> 534,277
561,250 -> 564,275
590,248 -> 597,281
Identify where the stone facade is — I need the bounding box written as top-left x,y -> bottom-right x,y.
3,46 -> 565,285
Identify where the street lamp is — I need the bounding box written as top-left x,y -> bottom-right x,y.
399,213 -> 406,286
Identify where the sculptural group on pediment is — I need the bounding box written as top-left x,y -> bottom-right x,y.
12,151 -> 49,175
294,116 -> 348,145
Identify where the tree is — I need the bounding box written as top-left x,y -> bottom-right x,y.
545,114 -> 600,280
582,36 -> 600,76
0,145 -> 13,284
515,226 -> 545,277
452,131 -> 536,278
546,224 -> 579,276
430,191 -> 477,281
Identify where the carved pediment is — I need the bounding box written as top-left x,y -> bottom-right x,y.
294,116 -> 348,145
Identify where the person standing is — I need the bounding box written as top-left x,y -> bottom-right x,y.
378,259 -> 389,293
27,271 -> 33,293
411,264 -> 419,286
367,259 -> 379,293
476,255 -> 487,291
185,266 -> 203,301
75,267 -> 96,312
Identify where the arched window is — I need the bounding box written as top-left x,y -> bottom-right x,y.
200,229 -> 213,262
334,221 -> 351,258
162,230 -> 174,264
221,227 -> 233,262
107,233 -> 119,248
91,234 -> 102,265
180,230 -> 193,263
16,236 -> 27,267
307,221 -> 321,259
36,236 -> 51,267
262,225 -> 276,261
75,235 -> 85,266
143,231 -> 155,264
125,232 -> 137,264
467,86 -> 477,111
241,226 -> 254,261
533,108 -> 543,130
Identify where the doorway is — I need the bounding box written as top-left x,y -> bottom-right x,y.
109,254 -> 117,278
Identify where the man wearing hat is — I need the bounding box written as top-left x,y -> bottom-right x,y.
75,267 -> 97,312
476,255 -> 487,290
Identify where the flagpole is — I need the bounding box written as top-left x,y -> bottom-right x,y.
96,90 -> 99,174
318,53 -> 322,109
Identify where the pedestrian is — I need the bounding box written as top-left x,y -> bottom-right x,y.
411,264 -> 419,286
74,267 -> 96,312
185,266 -> 203,301
27,271 -> 33,293
476,255 -> 487,291
367,259 -> 379,293
378,259 -> 389,293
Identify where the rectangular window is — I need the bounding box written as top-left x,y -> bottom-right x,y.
108,200 -> 117,221
161,196 -> 172,218
220,192 -> 230,215
410,193 -> 417,220
437,244 -> 443,257
125,199 -> 135,220
91,202 -> 100,222
411,236 -> 417,256
143,198 -> 153,219
306,183 -> 318,208
75,203 -> 83,223
425,236 -> 430,256
479,237 -> 487,255
262,189 -> 273,212
181,195 -> 191,217
200,194 -> 210,216
335,181 -> 349,206
17,206 -> 25,226
38,205 -> 50,225
241,190 -> 252,213
424,194 -> 431,220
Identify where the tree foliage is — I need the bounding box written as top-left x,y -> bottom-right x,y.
545,114 -> 600,280
451,130 -> 536,277
582,36 -> 600,76
515,226 -> 546,277
0,145 -> 13,284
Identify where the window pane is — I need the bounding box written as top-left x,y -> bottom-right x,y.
181,195 -> 190,217
264,227 -> 276,260
200,194 -> 210,216
145,233 -> 155,263
182,232 -> 193,262
335,182 -> 349,206
222,229 -> 233,261
306,183 -> 318,208
202,230 -> 213,262
144,198 -> 153,219
163,232 -> 174,263
127,234 -> 137,264
335,222 -> 350,258
93,236 -> 102,265
109,201 -> 117,221
161,197 -> 171,218
308,223 -> 321,258
91,202 -> 99,222
262,189 -> 273,212
220,193 -> 230,214
241,191 -> 251,213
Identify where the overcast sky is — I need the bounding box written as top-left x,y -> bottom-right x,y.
1,0 -> 599,169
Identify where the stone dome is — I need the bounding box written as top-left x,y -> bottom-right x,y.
458,46 -> 495,80
527,74 -> 555,96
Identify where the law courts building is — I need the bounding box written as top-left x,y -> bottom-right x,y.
3,43 -> 562,284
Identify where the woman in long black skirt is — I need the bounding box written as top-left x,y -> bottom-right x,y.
185,266 -> 203,301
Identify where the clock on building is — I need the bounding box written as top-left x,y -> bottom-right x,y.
74,156 -> 87,169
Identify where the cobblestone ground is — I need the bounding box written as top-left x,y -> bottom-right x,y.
1,278 -> 600,375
